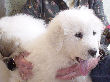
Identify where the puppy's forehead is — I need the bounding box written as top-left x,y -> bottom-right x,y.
63,15 -> 102,30
55,8 -> 104,35
61,18 -> 94,31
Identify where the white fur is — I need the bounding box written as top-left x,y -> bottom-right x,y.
0,7 -> 104,82
0,14 -> 46,46
0,14 -> 46,82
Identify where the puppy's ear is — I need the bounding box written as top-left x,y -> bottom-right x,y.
46,20 -> 64,52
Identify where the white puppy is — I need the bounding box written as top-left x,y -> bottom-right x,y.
0,7 -> 104,82
0,14 -> 46,82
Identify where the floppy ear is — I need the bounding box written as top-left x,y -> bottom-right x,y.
46,19 -> 64,52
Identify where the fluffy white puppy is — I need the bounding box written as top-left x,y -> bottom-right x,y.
0,7 -> 104,82
0,14 -> 46,82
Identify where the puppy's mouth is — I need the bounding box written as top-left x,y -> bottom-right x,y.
56,57 -> 100,80
75,57 -> 85,63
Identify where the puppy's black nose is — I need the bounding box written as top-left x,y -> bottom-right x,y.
88,49 -> 97,57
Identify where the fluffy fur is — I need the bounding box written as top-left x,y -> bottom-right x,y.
0,7 -> 104,82
0,14 -> 46,82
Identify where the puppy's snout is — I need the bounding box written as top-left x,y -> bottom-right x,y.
88,49 -> 97,57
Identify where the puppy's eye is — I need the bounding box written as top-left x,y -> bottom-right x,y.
93,31 -> 96,35
75,32 -> 83,39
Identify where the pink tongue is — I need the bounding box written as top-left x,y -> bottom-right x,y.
80,58 -> 99,75
56,58 -> 99,80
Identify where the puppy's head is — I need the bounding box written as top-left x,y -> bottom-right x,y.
47,7 -> 104,61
